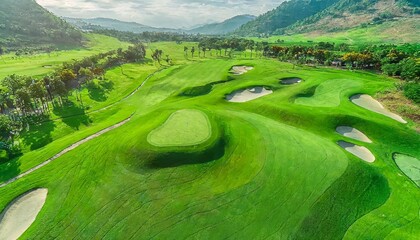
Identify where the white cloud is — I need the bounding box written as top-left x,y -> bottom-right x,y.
36,0 -> 282,28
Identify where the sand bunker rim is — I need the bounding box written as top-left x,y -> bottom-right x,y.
336,126 -> 372,143
0,188 -> 48,240
280,77 -> 302,85
226,86 -> 273,103
350,94 -> 407,124
338,140 -> 375,163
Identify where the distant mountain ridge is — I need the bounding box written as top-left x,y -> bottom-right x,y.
188,15 -> 256,35
64,17 -> 180,33
235,0 -> 420,36
0,0 -> 83,48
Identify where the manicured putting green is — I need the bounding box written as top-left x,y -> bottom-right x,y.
147,109 -> 212,147
295,79 -> 360,107
394,154 -> 420,187
0,189 -> 48,240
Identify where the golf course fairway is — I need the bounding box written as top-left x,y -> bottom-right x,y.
0,49 -> 419,239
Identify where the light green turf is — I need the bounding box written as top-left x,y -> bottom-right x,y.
394,154 -> 420,187
295,78 -> 361,107
0,42 -> 419,240
0,34 -> 130,79
147,109 -> 211,147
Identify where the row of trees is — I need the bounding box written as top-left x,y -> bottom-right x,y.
0,43 -> 147,158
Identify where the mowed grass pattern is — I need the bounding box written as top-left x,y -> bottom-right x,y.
295,79 -> 361,107
148,109 -> 212,147
0,43 -> 419,239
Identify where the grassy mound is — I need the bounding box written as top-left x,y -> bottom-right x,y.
147,109 -> 212,147
295,79 -> 360,107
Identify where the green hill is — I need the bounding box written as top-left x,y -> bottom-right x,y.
64,17 -> 180,33
235,0 -> 419,38
0,0 -> 83,49
188,15 -> 256,35
235,0 -> 339,36
287,0 -> 420,34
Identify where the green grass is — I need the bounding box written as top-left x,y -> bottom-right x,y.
147,109 -> 212,147
393,154 -> 420,187
0,34 -> 131,79
295,79 -> 361,107
0,42 -> 419,239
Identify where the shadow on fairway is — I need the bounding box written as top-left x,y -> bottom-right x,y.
147,137 -> 226,169
21,120 -> 56,150
53,101 -> 92,130
87,80 -> 114,102
0,158 -> 21,183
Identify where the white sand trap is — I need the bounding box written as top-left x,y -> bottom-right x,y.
230,66 -> 254,75
336,126 -> 372,143
0,189 -> 48,240
338,141 -> 375,163
280,77 -> 302,85
226,87 -> 273,103
351,94 -> 407,124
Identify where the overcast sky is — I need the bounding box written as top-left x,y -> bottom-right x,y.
36,0 -> 282,28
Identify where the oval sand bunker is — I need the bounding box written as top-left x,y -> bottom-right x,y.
0,189 -> 48,240
148,109 -> 212,147
338,141 -> 375,163
230,66 -> 254,75
336,126 -> 372,143
280,77 -> 302,85
351,94 -> 407,123
226,87 -> 273,103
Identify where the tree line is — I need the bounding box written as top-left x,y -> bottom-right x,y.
0,43 -> 147,158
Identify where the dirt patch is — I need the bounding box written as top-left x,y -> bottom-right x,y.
0,189 -> 48,240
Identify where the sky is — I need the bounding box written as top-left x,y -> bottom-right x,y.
36,0 -> 282,29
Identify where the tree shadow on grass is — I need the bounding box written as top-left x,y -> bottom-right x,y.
53,101 -> 92,130
21,120 -> 56,151
87,81 -> 115,102
0,158 -> 21,183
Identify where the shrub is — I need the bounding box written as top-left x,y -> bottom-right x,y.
404,83 -> 420,103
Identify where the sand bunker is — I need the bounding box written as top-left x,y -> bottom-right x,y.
336,126 -> 372,143
230,66 -> 254,75
351,94 -> 407,123
226,87 -> 273,103
338,141 -> 375,163
280,77 -> 302,85
0,189 -> 48,240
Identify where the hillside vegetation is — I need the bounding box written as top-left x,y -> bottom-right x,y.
188,15 -> 256,35
235,0 -> 420,37
0,0 -> 83,49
